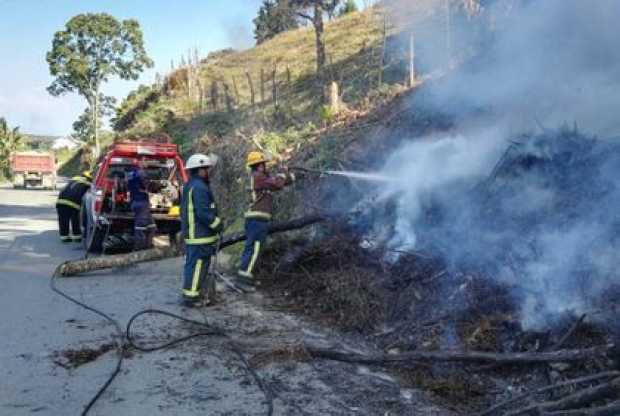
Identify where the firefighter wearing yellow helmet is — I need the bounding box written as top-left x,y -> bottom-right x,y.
236,151 -> 295,291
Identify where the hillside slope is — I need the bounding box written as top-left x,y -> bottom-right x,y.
112,8 -> 425,227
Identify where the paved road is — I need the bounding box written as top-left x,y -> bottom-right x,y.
0,185 -> 446,416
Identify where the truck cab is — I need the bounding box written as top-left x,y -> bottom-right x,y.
81,140 -> 188,253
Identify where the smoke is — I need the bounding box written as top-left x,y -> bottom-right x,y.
423,0 -> 620,137
366,0 -> 620,329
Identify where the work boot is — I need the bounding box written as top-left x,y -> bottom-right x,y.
181,297 -> 202,308
234,275 -> 257,293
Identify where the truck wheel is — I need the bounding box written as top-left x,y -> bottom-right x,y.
82,208 -> 104,253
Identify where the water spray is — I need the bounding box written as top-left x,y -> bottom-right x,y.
290,166 -> 396,183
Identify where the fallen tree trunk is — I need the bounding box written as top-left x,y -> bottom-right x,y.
304,345 -> 612,366
219,214 -> 325,249
56,247 -> 178,277
57,214 -> 326,277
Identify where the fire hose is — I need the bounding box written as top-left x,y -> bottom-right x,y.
50,225 -> 274,416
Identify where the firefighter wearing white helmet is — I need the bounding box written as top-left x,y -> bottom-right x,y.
180,153 -> 223,307
185,153 -> 219,170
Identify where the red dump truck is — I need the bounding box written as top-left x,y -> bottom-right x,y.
11,152 -> 57,189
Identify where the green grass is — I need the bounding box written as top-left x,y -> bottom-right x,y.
114,7 -> 414,218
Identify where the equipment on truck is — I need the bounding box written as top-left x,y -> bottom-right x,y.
10,151 -> 57,189
81,139 -> 188,253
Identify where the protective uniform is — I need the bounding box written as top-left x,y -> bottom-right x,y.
181,154 -> 222,305
127,166 -> 156,250
56,172 -> 92,242
238,152 -> 294,282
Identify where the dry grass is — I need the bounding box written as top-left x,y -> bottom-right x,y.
257,232 -> 386,333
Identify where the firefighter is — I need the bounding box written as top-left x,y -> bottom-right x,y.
236,151 -> 295,291
181,153 -> 222,307
56,171 -> 92,243
127,160 -> 156,250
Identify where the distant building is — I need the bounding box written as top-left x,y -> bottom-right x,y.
52,136 -> 79,150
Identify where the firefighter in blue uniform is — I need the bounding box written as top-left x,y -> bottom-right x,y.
181,153 -> 222,307
56,171 -> 92,243
127,160 -> 156,250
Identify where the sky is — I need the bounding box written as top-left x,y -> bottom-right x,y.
0,0 -> 271,136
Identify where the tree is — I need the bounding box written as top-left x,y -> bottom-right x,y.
253,0 -> 300,44
46,13 -> 153,159
0,118 -> 25,178
71,95 -> 116,167
338,0 -> 358,16
291,1 -> 340,80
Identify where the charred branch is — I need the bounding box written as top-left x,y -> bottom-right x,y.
505,377 -> 620,416
304,345 -> 612,366
478,371 -> 620,416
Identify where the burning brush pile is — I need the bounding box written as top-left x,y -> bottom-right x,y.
260,127 -> 620,414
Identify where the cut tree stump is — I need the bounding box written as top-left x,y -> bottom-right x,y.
57,215 -> 326,277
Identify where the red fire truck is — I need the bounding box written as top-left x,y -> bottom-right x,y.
81,139 -> 188,253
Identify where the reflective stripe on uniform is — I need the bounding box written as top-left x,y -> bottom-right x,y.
237,269 -> 253,278
183,289 -> 200,298
60,236 -> 72,241
71,176 -> 91,186
244,211 -> 272,220
246,241 -> 261,275
57,199 -> 81,210
209,217 -> 221,230
245,211 -> 272,220
191,259 -> 203,295
188,188 -> 196,240
185,236 -> 219,245
250,175 -> 257,203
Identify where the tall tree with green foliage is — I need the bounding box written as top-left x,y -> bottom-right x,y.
46,13 -> 153,159
254,0 -> 300,44
339,0 -> 358,16
0,118 -> 25,178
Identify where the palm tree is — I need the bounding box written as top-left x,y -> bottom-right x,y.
0,117 -> 25,177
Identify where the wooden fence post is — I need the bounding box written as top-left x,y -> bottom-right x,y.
329,81 -> 340,113
272,64 -> 278,108
260,68 -> 266,104
245,71 -> 255,107
232,76 -> 241,104
210,80 -> 219,110
286,66 -> 292,85
224,83 -> 233,113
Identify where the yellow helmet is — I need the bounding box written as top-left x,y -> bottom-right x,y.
168,205 -> 181,217
246,151 -> 267,167
82,170 -> 93,180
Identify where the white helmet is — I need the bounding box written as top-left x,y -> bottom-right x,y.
185,153 -> 219,170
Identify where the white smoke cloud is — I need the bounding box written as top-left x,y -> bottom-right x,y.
371,0 -> 620,329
